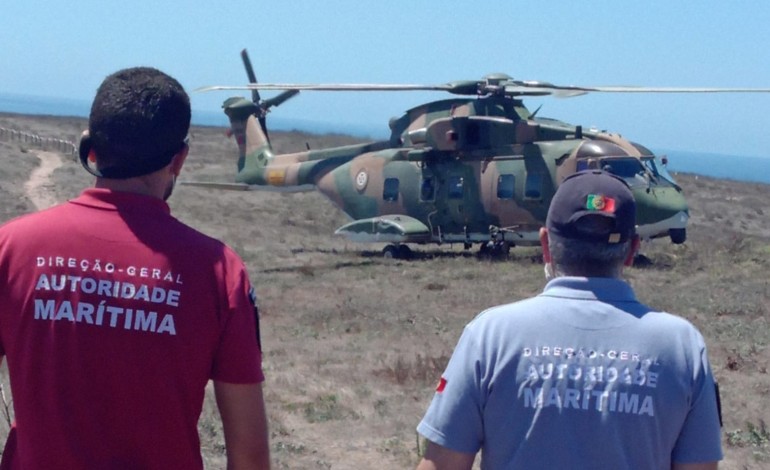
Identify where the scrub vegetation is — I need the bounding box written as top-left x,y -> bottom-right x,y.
0,113 -> 769,469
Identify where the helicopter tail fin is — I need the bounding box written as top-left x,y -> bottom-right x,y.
222,97 -> 274,181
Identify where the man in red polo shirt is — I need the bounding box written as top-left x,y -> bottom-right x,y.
0,67 -> 269,468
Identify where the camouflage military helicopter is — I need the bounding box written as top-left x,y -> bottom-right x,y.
190,49 -> 770,258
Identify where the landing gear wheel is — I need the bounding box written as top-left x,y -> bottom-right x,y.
633,253 -> 654,268
382,244 -> 399,259
478,241 -> 511,258
669,228 -> 686,244
383,244 -> 412,259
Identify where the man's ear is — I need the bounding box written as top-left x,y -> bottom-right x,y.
539,227 -> 551,263
624,235 -> 641,267
79,130 -> 99,165
170,145 -> 189,176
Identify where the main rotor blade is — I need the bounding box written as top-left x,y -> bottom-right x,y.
501,85 -> 587,98
198,83 -> 565,96
196,83 -> 453,92
505,82 -> 770,97
535,85 -> 770,94
196,81 -> 770,98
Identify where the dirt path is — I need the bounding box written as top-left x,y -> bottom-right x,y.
25,151 -> 63,210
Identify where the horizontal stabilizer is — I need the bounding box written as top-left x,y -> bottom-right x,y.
179,181 -> 252,191
180,181 -> 315,193
335,215 -> 432,243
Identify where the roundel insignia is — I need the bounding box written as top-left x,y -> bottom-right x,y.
355,169 -> 368,191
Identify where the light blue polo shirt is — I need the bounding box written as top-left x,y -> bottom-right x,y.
417,277 -> 723,469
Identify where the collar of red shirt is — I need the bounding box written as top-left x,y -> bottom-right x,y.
70,188 -> 171,216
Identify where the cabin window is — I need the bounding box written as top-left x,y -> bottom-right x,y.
497,174 -> 515,199
576,159 -> 591,171
448,176 -> 464,199
383,178 -> 399,202
420,177 -> 435,201
525,173 -> 542,199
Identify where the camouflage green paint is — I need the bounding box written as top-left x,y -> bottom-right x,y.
219,92 -> 690,247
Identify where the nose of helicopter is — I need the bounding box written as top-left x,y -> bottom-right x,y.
632,186 -> 689,240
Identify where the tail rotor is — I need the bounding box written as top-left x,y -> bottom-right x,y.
240,48 -> 299,141
240,48 -> 261,105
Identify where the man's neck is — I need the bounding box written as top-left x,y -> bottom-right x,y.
555,266 -> 624,279
94,176 -> 163,200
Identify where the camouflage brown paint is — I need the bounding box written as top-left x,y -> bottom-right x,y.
218,92 -> 690,247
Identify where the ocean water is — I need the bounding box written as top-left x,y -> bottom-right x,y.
1,92 -> 768,185
655,149 -> 770,185
0,92 -> 228,127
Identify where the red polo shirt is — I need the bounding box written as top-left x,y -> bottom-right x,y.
0,189 -> 263,469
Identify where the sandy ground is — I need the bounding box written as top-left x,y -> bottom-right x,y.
24,151 -> 62,210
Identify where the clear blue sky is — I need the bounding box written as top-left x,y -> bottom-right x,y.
2,1 -> 770,157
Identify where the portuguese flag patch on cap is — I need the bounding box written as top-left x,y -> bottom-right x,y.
586,194 -> 616,213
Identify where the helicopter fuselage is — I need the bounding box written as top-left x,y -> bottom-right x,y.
313,139 -> 687,247
214,92 -> 688,251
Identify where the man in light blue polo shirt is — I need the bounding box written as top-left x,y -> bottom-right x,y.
416,170 -> 722,470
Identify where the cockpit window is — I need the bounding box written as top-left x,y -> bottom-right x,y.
599,158 -> 646,179
590,158 -> 653,188
642,156 -> 678,185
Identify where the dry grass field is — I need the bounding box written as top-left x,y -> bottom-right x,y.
0,112 -> 768,469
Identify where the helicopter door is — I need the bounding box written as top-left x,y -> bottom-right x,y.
432,163 -> 484,240
446,175 -> 466,230
483,160 -> 533,231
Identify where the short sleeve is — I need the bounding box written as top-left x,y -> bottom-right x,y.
210,257 -> 264,384
671,339 -> 723,463
416,326 -> 484,454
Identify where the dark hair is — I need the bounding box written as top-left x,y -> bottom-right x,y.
548,216 -> 632,277
88,67 -> 191,177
